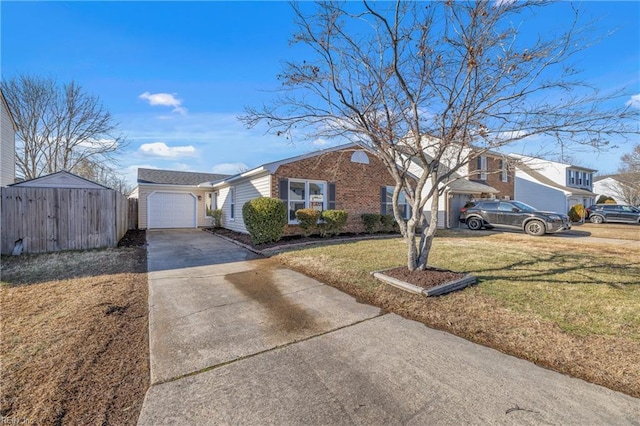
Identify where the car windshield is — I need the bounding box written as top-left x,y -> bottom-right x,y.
510,201 -> 537,212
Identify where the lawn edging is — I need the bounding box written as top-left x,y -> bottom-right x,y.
206,228 -> 402,256
372,268 -> 477,297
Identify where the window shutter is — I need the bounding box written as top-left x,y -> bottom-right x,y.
279,178 -> 288,201
380,186 -> 387,214
328,182 -> 336,210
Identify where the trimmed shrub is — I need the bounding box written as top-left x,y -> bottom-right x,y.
380,214 -> 397,233
568,204 -> 586,222
361,213 -> 381,234
242,197 -> 287,245
320,210 -> 348,237
295,208 -> 320,236
210,209 -> 223,229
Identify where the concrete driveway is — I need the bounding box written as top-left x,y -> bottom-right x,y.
138,229 -> 640,425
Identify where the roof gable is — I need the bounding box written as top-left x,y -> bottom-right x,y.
11,171 -> 109,189
211,143 -> 360,187
138,168 -> 229,186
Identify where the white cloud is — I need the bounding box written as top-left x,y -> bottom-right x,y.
211,162 -> 249,175
139,92 -> 188,115
312,137 -> 331,146
137,142 -> 197,158
625,94 -> 640,109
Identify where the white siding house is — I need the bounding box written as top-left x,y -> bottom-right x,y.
594,175 -> 639,206
133,168 -> 230,229
214,172 -> 271,233
0,89 -> 17,187
512,155 -> 597,213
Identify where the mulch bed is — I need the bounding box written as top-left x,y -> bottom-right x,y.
382,266 -> 466,291
207,227 -> 398,250
118,229 -> 147,248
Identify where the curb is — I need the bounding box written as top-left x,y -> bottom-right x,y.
372,268 -> 477,297
204,229 -> 402,257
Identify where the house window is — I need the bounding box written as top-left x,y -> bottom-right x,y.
585,173 -> 591,187
288,179 -> 326,222
499,160 -> 508,182
577,172 -> 583,186
229,187 -> 235,220
569,170 -> 576,185
477,156 -> 488,180
382,186 -> 409,219
205,192 -> 215,217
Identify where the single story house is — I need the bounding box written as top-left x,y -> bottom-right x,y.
130,168 -> 229,229
204,143 -> 407,235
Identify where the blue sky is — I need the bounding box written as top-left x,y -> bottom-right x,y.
2,1 -> 639,186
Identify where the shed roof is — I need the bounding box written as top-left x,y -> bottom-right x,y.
10,171 -> 110,189
138,168 -> 229,186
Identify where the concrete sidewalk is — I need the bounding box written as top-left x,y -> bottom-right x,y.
138,229 -> 640,425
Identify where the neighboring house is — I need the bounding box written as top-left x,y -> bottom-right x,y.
594,174 -> 640,206
206,143 -> 405,235
409,147 -> 506,229
511,154 -> 597,213
131,168 -> 229,229
0,88 -> 17,187
9,170 -> 110,189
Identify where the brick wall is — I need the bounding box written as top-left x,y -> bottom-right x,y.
468,154 -> 515,199
271,147 -> 399,234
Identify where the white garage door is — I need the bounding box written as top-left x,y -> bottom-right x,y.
148,192 -> 197,229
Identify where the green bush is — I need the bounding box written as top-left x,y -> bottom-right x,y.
210,209 -> 223,229
596,195 -> 616,204
242,197 -> 287,245
295,208 -> 320,236
320,210 -> 348,237
361,213 -> 381,234
380,214 -> 397,233
568,204 -> 586,222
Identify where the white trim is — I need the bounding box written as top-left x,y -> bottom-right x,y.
204,191 -> 215,218
229,187 -> 235,221
147,190 -> 198,229
287,178 -> 328,224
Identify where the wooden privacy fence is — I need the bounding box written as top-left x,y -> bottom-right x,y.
1,187 -> 137,255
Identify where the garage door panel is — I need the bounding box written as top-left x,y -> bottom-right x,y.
148,192 -> 197,228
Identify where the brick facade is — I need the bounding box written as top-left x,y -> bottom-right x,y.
468,153 -> 515,199
271,147 -> 399,234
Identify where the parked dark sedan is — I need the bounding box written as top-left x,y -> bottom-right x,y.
460,200 -> 571,236
585,204 -> 640,224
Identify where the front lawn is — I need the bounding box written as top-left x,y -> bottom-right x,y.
274,231 -> 640,398
1,242 -> 149,425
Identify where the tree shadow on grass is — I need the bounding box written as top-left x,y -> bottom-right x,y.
473,252 -> 640,287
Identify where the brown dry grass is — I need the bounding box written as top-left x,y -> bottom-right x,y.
1,247 -> 148,425
275,231 -> 640,399
572,222 -> 640,240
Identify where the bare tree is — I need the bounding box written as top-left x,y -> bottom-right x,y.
611,144 -> 640,205
74,158 -> 134,195
2,75 -> 125,180
241,1 -> 639,270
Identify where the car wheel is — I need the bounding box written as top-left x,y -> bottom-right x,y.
590,215 -> 604,224
467,217 -> 483,231
525,220 -> 545,236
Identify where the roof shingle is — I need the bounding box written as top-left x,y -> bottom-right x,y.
137,168 -> 229,186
